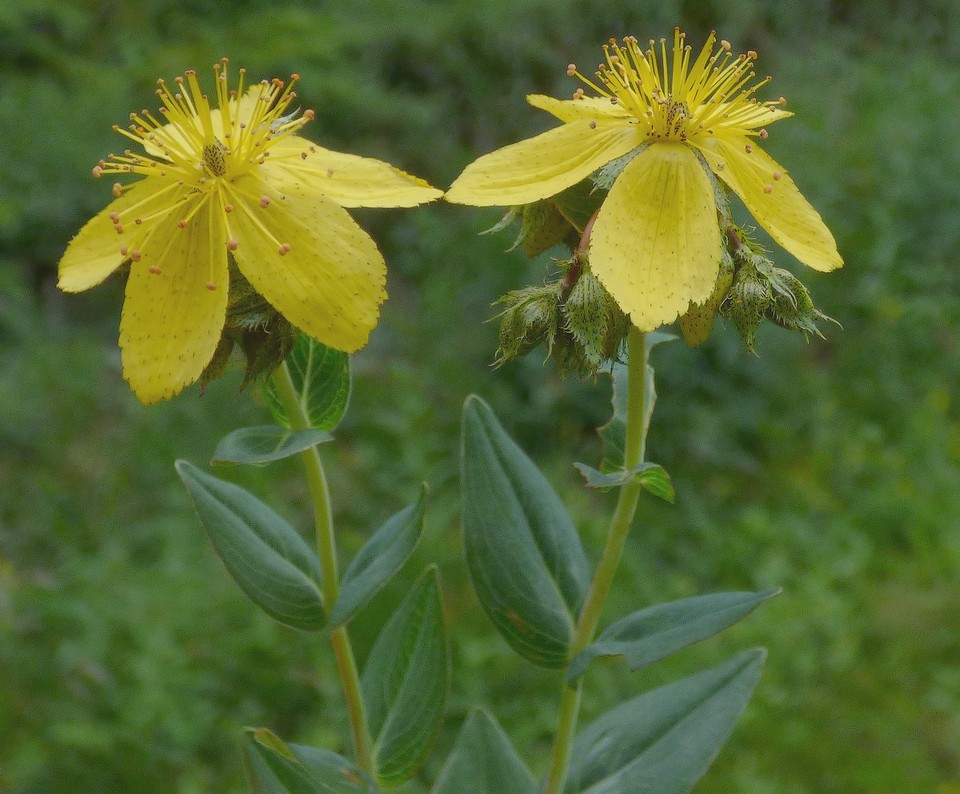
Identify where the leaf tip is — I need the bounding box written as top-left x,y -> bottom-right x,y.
173,458 -> 194,477
462,393 -> 488,414
421,561 -> 441,587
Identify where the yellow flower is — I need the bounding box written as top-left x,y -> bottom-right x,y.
59,60 -> 441,404
446,30 -> 843,332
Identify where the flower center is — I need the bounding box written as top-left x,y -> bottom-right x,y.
665,99 -> 690,138
202,142 -> 227,177
92,60 -> 315,190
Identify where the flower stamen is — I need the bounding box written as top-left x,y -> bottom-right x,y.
569,27 -> 787,146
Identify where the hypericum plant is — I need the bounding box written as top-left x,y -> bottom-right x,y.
58,62 -> 446,788
444,28 -> 842,794
58,30 -> 843,793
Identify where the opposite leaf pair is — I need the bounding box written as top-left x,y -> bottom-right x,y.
177,350 -> 778,792
177,338 -> 447,789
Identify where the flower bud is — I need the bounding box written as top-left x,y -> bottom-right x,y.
722,264 -> 770,353
561,270 -> 629,374
765,266 -> 835,338
199,266 -> 299,390
493,283 -> 562,365
492,263 -> 629,377
563,271 -> 606,365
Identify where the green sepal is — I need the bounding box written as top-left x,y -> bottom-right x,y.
563,649 -> 767,794
241,727 -> 375,793
199,266 -> 299,392
460,395 -> 591,669
597,333 -> 674,472
236,315 -> 299,391
566,590 -> 779,682
573,462 -> 675,503
519,201 -> 573,258
485,180 -> 603,258
175,460 -> 325,631
680,249 -> 735,347
484,201 -> 570,259
593,145 -> 648,191
431,708 -> 536,794
483,206 -> 519,237
212,425 -> 333,466
199,334 -> 236,391
329,486 -> 428,627
264,335 -> 351,431
362,566 -> 448,787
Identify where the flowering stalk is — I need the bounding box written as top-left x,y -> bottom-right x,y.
543,325 -> 649,794
269,362 -> 374,776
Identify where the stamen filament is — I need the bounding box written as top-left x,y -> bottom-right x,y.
221,181 -> 286,252
570,30 -> 786,146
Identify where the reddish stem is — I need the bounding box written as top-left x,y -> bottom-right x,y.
725,225 -> 744,252
563,208 -> 601,292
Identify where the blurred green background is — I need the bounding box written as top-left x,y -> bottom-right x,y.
2,0 -> 959,791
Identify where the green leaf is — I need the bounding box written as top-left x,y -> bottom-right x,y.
573,462 -> 675,503
242,728 -> 296,794
563,649 -> 766,794
242,729 -> 289,794
460,395 -> 591,669
598,333 -> 674,472
242,728 -> 376,793
431,708 -> 536,794
265,335 -> 351,431
635,465 -> 675,503
329,487 -> 427,627
362,566 -> 448,787
175,460 -> 325,631
567,590 -> 779,682
213,425 -> 333,465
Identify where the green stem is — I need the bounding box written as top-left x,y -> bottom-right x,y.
542,326 -> 649,794
542,679 -> 583,790
270,363 -> 375,777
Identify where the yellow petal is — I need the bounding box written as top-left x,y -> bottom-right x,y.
694,136 -> 843,271
445,119 -> 641,206
119,199 -> 229,404
226,172 -> 386,352
526,93 -> 632,122
590,143 -> 722,331
58,178 -> 176,292
268,136 -> 443,208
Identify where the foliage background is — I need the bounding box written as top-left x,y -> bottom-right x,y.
2,0 -> 959,791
